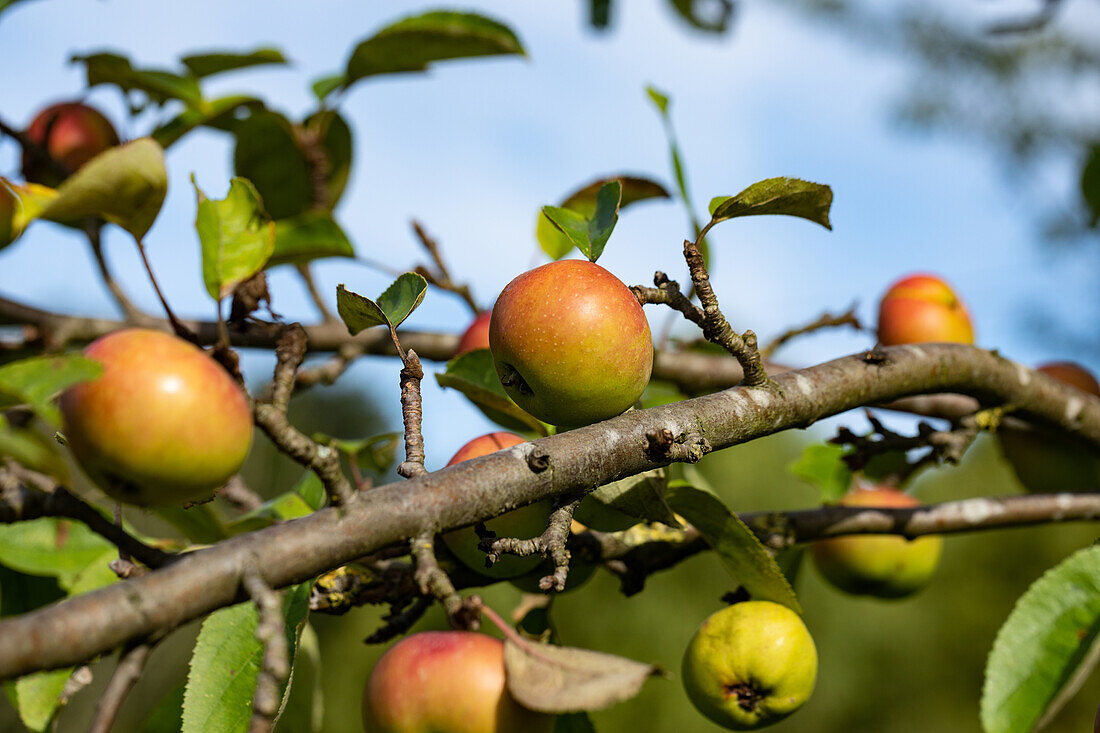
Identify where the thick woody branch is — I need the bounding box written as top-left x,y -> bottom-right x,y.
253,325 -> 355,505
87,642 -> 153,733
682,239 -> 769,386
397,351 -> 428,479
244,573 -> 288,733
1,343 -> 1099,679
0,466 -> 173,570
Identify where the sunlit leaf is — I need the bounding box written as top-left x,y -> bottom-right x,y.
787,442 -> 852,503
504,639 -> 659,713
0,354 -> 101,425
435,350 -> 548,436
981,544 -> 1100,733
194,176 -> 275,301
180,47 -> 287,78
335,10 -> 525,95
666,480 -> 801,613
708,177 -> 833,230
335,273 -> 427,334
38,138 -> 167,240
537,176 -> 668,260
152,95 -> 262,149
0,519 -> 112,583
0,414 -> 70,483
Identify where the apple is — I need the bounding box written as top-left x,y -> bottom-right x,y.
489,259 -> 653,428
362,631 -> 553,733
682,600 -> 817,730
876,273 -> 974,346
810,486 -> 942,599
441,432 -> 553,578
455,311 -> 492,355
21,101 -> 121,187
999,361 -> 1100,493
59,329 -> 253,506
0,183 -> 14,250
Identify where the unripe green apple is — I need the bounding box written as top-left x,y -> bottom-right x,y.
362,631 -> 553,733
21,102 -> 120,187
455,311 -> 492,355
59,329 -> 253,506
876,273 -> 974,346
0,183 -> 14,250
810,486 -> 942,599
441,432 -> 553,578
999,361 -> 1100,493
489,259 -> 653,428
682,600 -> 817,730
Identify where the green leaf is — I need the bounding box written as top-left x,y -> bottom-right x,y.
0,354 -> 101,425
180,47 -> 287,78
581,468 -> 679,528
1,179 -> 59,252
981,544 -> 1100,732
302,110 -> 354,210
666,480 -> 801,614
269,213 -> 354,267
537,175 -> 668,260
540,207 -> 590,257
541,181 -> 620,262
335,273 -> 427,335
225,492 -> 314,535
9,669 -> 69,731
194,176 -> 275,301
1080,144 -> 1100,228
787,443 -> 853,503
182,582 -> 311,733
0,518 -> 112,583
708,177 -> 833,230
38,138 -> 167,240
337,10 -> 525,94
64,548 -> 120,595
435,350 -> 549,436
72,52 -> 203,109
310,74 -> 343,101
313,433 -> 400,476
152,95 -> 262,149
555,712 -> 598,732
645,86 -> 669,115
142,684 -> 184,733
233,111 -> 312,220
153,504 -> 227,545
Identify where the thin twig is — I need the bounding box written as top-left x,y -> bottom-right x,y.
243,573 -> 288,733
83,222 -> 144,322
219,476 -> 264,513
295,264 -> 338,324
760,305 -> 862,360
88,642 -> 153,733
397,350 -> 428,479
411,220 -> 480,315
485,498 -> 581,592
631,271 -> 705,328
134,239 -> 196,342
409,533 -> 473,627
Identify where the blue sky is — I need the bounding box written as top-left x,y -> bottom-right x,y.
1,0 -> 1092,463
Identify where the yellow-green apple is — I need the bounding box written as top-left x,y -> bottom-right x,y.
21,101 -> 120,187
362,631 -> 553,733
0,183 -> 14,250
441,432 -> 553,578
682,600 -> 817,730
810,486 -> 942,599
876,273 -> 974,346
489,259 -> 652,427
456,311 -> 492,355
59,329 -> 253,506
999,361 -> 1100,493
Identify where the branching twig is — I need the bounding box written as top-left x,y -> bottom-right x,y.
253,324 -> 355,506
760,305 -> 862,360
0,464 -> 173,570
87,642 -> 153,733
243,573 -> 287,733
682,239 -> 769,386
363,595 -> 432,644
397,350 -> 428,479
411,220 -> 480,315
832,410 -> 982,483
84,222 -> 144,323
484,498 -> 581,592
630,271 -> 705,328
409,533 -> 479,628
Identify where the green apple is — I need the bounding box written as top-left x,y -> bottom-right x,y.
59,329 -> 253,506
363,631 -> 553,733
999,361 -> 1100,493
21,101 -> 120,187
682,600 -> 817,730
876,273 -> 974,346
810,486 -> 942,599
441,432 -> 553,578
489,259 -> 653,427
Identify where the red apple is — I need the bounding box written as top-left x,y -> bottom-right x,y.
59,329 -> 253,506
456,311 -> 492,355
999,361 -> 1100,493
441,432 -> 553,578
876,273 -> 973,346
810,486 -> 942,599
489,259 -> 652,427
21,101 -> 120,187
363,631 -> 553,732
